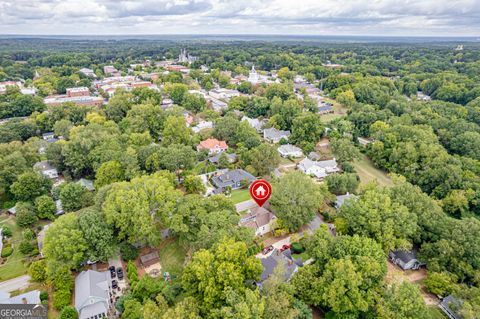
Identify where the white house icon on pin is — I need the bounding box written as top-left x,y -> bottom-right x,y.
255,185 -> 266,197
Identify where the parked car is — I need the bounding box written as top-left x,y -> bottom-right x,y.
109,266 -> 116,278
117,267 -> 124,280
262,245 -> 274,255
112,280 -> 118,289
280,244 -> 291,252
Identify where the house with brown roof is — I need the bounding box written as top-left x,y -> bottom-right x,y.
197,138 -> 228,155
240,206 -> 276,236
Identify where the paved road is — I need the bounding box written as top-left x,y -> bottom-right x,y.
235,199 -> 256,212
0,275 -> 31,293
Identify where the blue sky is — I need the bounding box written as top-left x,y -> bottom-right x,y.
0,0 -> 479,36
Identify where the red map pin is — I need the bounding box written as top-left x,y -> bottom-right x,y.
249,179 -> 272,207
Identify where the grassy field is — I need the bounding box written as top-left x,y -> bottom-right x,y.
229,189 -> 251,204
319,98 -> 348,123
158,238 -> 187,278
0,216 -> 29,281
352,154 -> 393,187
427,305 -> 447,319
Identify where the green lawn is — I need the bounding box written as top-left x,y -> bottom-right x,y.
279,157 -> 296,165
320,98 -> 348,123
352,154 -> 393,187
158,238 -> 187,278
229,189 -> 251,204
426,305 -> 447,319
0,216 -> 29,281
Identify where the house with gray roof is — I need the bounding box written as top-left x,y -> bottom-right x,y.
211,169 -> 256,193
389,249 -> 425,271
76,178 -> 95,191
257,249 -> 299,286
33,161 -> 58,179
208,152 -> 237,165
439,295 -> 463,319
308,152 -> 321,161
240,207 -> 276,237
75,270 -> 111,319
42,132 -> 55,140
335,192 -> 358,209
277,144 -> 303,158
298,157 -> 339,179
318,102 -> 334,114
263,128 -> 291,144
242,116 -> 266,133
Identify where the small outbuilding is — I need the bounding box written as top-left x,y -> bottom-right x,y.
140,251 -> 160,268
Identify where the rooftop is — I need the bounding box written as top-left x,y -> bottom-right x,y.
264,127 -> 291,139
198,138 -> 228,150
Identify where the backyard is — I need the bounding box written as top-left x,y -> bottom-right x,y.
319,98 -> 348,123
352,154 -> 393,187
158,238 -> 187,278
427,306 -> 447,319
229,189 -> 251,204
0,215 -> 29,281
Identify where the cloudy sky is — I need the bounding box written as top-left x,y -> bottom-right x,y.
0,0 -> 479,36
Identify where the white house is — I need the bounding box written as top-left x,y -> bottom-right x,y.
298,157 -> 339,179
192,120 -> 213,133
33,161 -> 59,179
209,97 -> 228,112
79,68 -> 97,78
240,207 -> 276,237
241,116 -> 265,132
278,144 -> 303,158
208,88 -> 240,101
42,132 -> 55,140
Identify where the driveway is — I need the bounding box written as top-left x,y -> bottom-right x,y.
235,200 -> 256,213
0,275 -> 31,293
108,256 -> 127,293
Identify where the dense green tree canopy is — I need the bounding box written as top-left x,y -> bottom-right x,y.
270,172 -> 327,231
102,172 -> 181,246
182,238 -> 262,315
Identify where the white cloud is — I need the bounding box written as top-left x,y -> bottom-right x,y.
0,0 -> 479,35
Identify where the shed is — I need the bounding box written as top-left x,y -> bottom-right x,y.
140,251 -> 160,268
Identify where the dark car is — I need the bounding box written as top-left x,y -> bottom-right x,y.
117,267 -> 124,280
262,245 -> 274,255
109,266 -> 116,278
280,244 -> 291,252
112,280 -> 118,289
